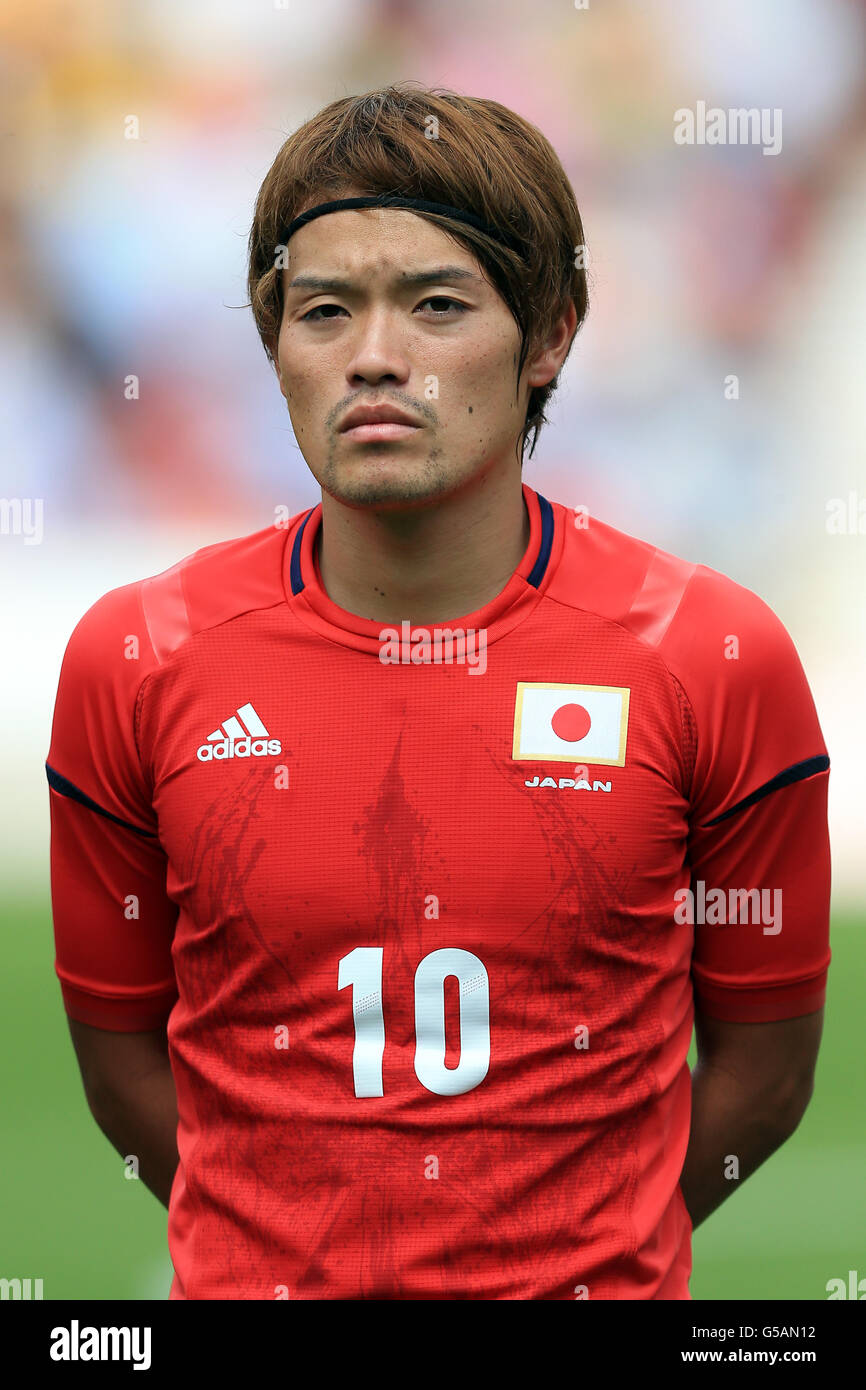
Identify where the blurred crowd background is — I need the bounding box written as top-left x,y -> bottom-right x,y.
2,0 -> 864,894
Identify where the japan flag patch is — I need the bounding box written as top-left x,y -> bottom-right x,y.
512,682 -> 630,766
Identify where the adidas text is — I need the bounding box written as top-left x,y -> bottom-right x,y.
197,736 -> 281,762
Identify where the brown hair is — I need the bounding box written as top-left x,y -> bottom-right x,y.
247,83 -> 589,460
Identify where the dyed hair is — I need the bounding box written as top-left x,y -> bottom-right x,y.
247,83 -> 589,460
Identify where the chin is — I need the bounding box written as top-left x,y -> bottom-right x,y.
320,451 -> 454,509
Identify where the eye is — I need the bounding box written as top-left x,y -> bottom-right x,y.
417,297 -> 468,316
300,303 -> 348,322
299,297 -> 468,322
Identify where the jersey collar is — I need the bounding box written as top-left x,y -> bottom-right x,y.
285,482 -> 559,654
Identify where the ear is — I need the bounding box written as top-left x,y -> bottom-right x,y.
522,299 -> 579,389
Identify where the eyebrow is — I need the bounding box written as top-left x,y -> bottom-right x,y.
285,266 -> 483,292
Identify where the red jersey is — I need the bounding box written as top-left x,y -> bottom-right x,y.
46,484 -> 831,1299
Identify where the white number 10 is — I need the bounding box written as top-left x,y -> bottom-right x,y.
337,947 -> 490,1097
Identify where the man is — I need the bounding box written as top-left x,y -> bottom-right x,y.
46,84 -> 830,1300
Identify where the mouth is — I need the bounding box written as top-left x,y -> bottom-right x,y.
338,401 -> 424,441
340,421 -> 421,442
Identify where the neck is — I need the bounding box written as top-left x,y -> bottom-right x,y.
315,467 -> 531,626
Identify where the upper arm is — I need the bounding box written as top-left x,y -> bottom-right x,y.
47,781 -> 179,1030
668,569 -> 831,1024
68,1016 -> 171,1117
694,1005 -> 824,1124
46,585 -> 179,1034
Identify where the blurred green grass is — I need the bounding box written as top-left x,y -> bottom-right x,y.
1,894 -> 862,1300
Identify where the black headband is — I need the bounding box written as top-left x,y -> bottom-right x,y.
281,195 -> 526,259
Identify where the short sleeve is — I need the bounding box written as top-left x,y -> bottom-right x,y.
46,585 -> 179,1031
669,568 -> 831,1023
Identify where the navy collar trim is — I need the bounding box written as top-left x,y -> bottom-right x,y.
290,490 -> 554,597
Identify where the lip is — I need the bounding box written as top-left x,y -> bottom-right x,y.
342,421 -> 420,442
339,403 -> 423,433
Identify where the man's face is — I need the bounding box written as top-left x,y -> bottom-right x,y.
272,201 -> 538,509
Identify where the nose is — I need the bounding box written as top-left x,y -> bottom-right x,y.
343,307 -> 411,390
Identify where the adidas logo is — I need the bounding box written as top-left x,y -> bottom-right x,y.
196,703 -> 282,762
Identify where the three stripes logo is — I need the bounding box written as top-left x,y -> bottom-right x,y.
196,702 -> 282,763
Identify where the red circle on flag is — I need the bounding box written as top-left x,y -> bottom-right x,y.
551,702 -> 592,742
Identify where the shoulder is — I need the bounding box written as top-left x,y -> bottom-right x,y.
548,501 -> 825,800
549,499 -> 800,674
59,516 -> 297,676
